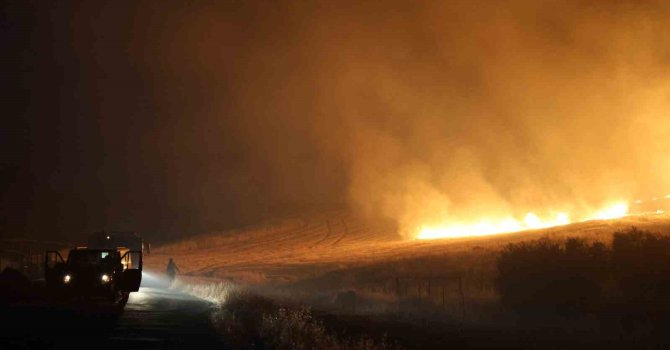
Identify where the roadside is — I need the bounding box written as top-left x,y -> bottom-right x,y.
175,279 -> 402,350
0,268 -> 225,350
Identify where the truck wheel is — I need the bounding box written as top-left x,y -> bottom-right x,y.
120,291 -> 130,304
109,289 -> 118,303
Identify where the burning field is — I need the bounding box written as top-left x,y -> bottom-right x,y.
147,209 -> 670,287
417,194 -> 670,239
148,211 -> 670,348
148,191 -> 670,285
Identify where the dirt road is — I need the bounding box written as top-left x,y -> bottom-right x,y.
0,271 -> 224,349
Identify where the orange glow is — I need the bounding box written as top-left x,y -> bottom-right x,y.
417,212 -> 571,239
586,202 -> 629,220
417,201 -> 628,240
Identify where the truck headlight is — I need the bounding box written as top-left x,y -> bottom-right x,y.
101,274 -> 110,283
63,274 -> 71,283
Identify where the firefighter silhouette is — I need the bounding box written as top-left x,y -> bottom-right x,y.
166,257 -> 180,285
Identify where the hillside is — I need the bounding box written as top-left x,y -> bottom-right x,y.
146,212 -> 670,287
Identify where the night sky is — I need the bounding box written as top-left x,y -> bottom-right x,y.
3,1 -> 670,242
2,1 -> 348,242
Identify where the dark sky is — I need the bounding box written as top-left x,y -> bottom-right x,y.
1,0 -> 348,242
3,0 -> 670,242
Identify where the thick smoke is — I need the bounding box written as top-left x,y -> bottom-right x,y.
343,1 -> 670,235
304,0 -> 670,235
6,0 -> 670,240
175,0 -> 670,236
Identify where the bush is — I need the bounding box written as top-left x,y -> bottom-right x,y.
611,227 -> 670,314
261,307 -> 338,350
211,289 -> 279,348
495,238 -> 606,317
211,289 -> 401,350
0,267 -> 34,304
495,227 -> 670,320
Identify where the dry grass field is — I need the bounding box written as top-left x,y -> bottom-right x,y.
146,213 -> 670,318
147,213 -> 670,349
148,212 -> 670,283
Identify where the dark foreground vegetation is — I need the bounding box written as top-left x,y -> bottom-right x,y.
494,227 -> 670,346
211,289 -> 401,350
227,227 -> 670,349
4,227 -> 670,349
187,228 -> 670,350
497,227 -> 670,319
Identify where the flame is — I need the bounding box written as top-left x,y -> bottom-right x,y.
586,202 -> 629,220
417,201 -> 628,240
417,212 -> 571,239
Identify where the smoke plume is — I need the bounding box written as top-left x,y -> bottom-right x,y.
5,0 -> 670,240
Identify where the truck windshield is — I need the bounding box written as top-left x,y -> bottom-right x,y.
68,251 -> 114,266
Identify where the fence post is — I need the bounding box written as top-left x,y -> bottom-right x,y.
441,284 -> 445,307
395,275 -> 401,297
458,276 -> 466,320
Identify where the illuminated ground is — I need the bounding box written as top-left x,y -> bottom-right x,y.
0,273 -> 223,349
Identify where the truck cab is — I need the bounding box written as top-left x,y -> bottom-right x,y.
45,247 -> 142,303
88,231 -> 146,254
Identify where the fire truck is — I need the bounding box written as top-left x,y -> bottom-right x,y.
43,232 -> 144,303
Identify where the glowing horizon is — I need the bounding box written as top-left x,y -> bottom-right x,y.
416,201 -> 630,240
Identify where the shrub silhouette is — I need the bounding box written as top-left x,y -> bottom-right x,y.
611,227 -> 670,315
496,227 -> 670,320
495,238 -> 605,317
